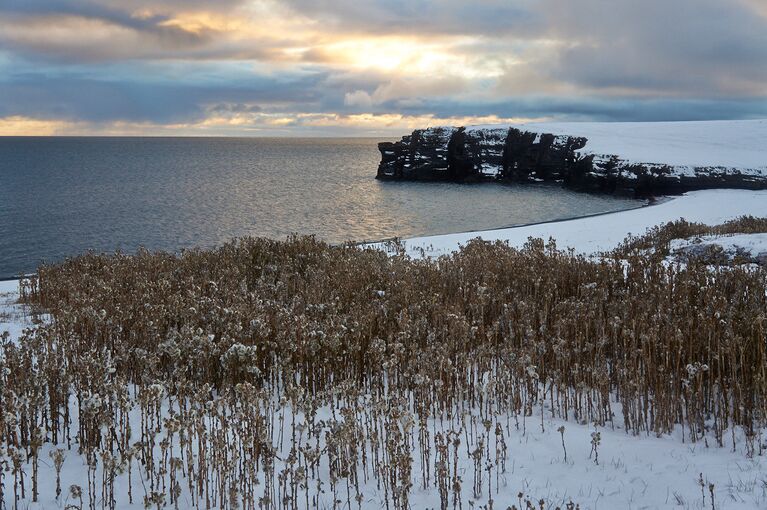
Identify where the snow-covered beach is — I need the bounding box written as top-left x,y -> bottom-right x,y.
373,188 -> 767,258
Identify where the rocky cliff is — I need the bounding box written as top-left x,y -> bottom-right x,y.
377,125 -> 767,197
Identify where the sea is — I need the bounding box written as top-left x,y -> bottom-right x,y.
0,137 -> 642,278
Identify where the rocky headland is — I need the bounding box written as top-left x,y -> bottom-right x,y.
377,122 -> 767,197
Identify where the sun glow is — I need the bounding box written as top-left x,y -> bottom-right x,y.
330,39 -> 423,71
317,36 -> 480,76
0,116 -> 82,136
309,35 -> 503,81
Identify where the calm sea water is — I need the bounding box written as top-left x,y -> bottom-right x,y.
0,137 -> 642,278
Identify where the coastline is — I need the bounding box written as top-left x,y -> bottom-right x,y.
367,188 -> 767,258
5,189 -> 763,283
353,195 -> 652,248
377,120 -> 767,195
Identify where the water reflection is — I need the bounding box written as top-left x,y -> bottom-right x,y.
0,137 -> 642,277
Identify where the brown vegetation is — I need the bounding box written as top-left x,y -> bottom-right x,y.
1,221 -> 766,508
614,215 -> 767,259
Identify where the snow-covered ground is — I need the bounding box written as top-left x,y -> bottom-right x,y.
373,189 -> 767,258
4,189 -> 767,509
465,119 -> 767,174
669,233 -> 767,264
0,278 -> 32,342
14,423 -> 767,510
1,279 -> 766,509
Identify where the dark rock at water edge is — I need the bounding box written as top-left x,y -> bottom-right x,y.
377,126 -> 767,197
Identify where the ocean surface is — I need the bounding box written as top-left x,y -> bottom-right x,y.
0,137 -> 642,278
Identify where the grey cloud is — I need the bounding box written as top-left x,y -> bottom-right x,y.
0,8 -> 200,63
541,0 -> 767,97
2,0 -> 168,30
208,103 -> 264,114
280,0 -> 541,36
0,63 -> 331,123
0,0 -> 253,63
283,0 -> 767,99
0,31 -> 276,64
1,0 -> 245,21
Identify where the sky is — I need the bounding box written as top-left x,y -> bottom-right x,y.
1,0 -> 766,136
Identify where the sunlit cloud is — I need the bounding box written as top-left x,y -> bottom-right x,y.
0,116 -> 88,136
189,111 -> 546,136
0,112 -> 543,137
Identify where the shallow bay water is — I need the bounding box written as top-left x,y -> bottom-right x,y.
0,137 -> 641,278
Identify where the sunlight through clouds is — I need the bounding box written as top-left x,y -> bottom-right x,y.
0,0 -> 766,134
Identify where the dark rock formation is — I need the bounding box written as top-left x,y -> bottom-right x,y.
377,127 -> 454,181
377,126 -> 767,197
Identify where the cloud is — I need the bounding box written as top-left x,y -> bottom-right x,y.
0,0 -> 285,62
344,90 -> 374,109
0,15 -> 213,62
0,59 -> 332,124
540,0 -> 767,97
1,0 -> 766,134
279,0 -> 542,37
414,96 -> 767,123
0,112 -> 538,137
0,115 -> 88,136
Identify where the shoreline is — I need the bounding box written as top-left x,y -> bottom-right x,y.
377,188 -> 767,258
0,273 -> 34,283
0,190 -> 646,280
4,189 -> 765,281
353,195 -> 654,248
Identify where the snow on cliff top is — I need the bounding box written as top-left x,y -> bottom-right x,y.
463,119 -> 767,170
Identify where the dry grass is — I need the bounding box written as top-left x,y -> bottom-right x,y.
1,224 -> 766,509
614,215 -> 767,259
